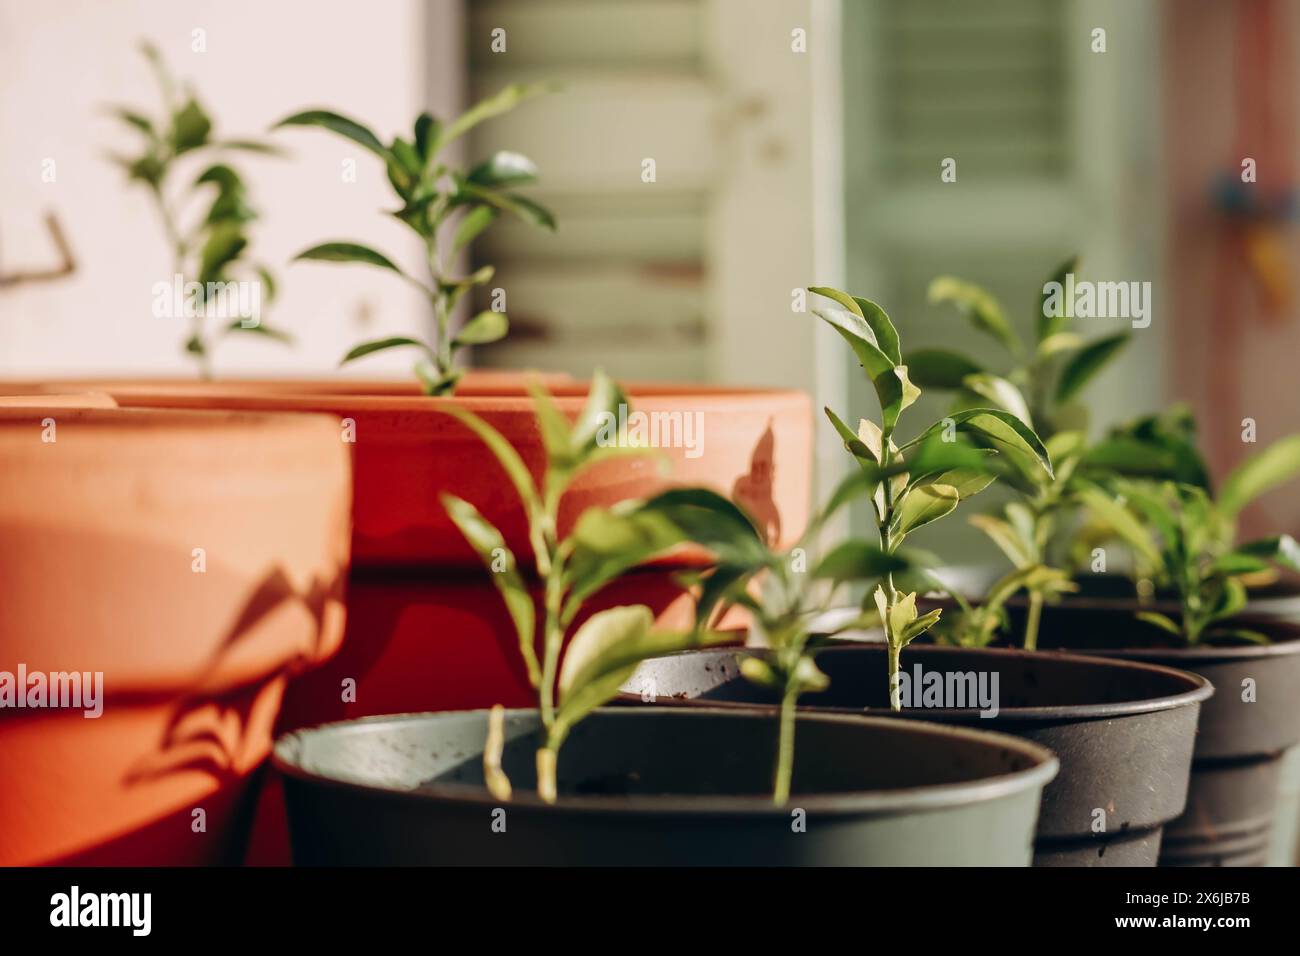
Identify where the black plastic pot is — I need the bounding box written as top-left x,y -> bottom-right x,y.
1003,602 -> 1300,866
273,707 -> 1057,865
624,645 -> 1212,866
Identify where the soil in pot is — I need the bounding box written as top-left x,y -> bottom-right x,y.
273,707 -> 1057,866
0,403 -> 351,865
1005,603 -> 1300,866
622,644 -> 1211,866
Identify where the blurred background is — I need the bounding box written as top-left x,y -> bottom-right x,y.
2,0 -> 1297,550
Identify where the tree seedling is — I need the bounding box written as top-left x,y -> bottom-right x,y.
674,470 -> 913,804
106,41 -> 287,376
905,260 -> 1133,648
807,287 -> 1053,702
276,84 -> 556,395
441,371 -> 740,802
1078,432 -> 1300,644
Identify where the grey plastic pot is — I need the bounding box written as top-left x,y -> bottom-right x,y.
273,707 -> 1057,865
1003,602 -> 1300,866
624,645 -> 1211,866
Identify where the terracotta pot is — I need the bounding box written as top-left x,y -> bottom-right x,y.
0,402 -> 351,865
43,375 -> 811,721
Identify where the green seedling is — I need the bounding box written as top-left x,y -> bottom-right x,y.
807,287 -> 1053,701
442,370 -> 739,802
1078,432 -> 1300,644
276,84 -> 556,395
674,469 -> 914,804
106,41 -> 287,376
905,260 -> 1135,648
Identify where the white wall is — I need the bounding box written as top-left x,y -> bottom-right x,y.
0,0 -> 441,378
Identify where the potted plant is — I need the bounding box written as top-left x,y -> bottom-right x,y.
0,399 -> 350,865
273,383 -> 1057,865
1028,437 -> 1300,865
28,71 -> 817,729
106,42 -> 289,376
621,286 -> 1215,866
906,260 -> 1133,648
275,83 -> 556,395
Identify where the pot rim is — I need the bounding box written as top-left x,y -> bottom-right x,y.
627,644 -> 1215,722
271,706 -> 1059,816
29,376 -> 811,410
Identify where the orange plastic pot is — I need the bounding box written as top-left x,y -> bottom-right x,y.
0,401 -> 351,865
44,375 -> 811,723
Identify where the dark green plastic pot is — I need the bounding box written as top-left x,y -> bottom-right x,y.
997,602 -> 1300,866
623,645 -> 1211,866
273,707 -> 1057,865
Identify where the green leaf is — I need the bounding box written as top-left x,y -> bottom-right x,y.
812,306 -> 916,433
1210,551 -> 1273,577
458,182 -> 557,231
1237,534 -> 1300,573
340,336 -> 431,365
1037,255 -> 1080,342
893,483 -> 960,537
294,241 -> 409,277
437,83 -> 553,153
1036,332 -> 1084,358
1136,610 -> 1182,636
916,466 -> 996,501
1209,576 -> 1249,622
968,514 -> 1032,568
441,494 -> 539,686
414,112 -> 439,160
928,276 -> 1022,357
1208,627 -> 1272,646
216,139 -> 283,155
416,362 -> 462,397
808,288 -> 903,365
171,97 -> 212,154
812,541 -> 908,584
739,655 -> 781,689
451,205 -> 498,255
389,136 -> 421,179
904,349 -> 983,390
962,374 -> 1032,427
467,150 -> 540,188
439,404 -> 542,523
1055,332 -> 1129,404
1075,485 -> 1164,569
273,109 -> 391,161
108,106 -> 155,137
227,320 -> 292,343
197,222 -> 247,284
1218,435 -> 1300,517
552,613 -> 732,747
900,607 -> 943,646
256,266 -> 277,303
568,368 -> 626,457
453,310 -> 508,347
905,409 -> 1052,482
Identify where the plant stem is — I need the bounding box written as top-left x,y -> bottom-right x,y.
878,439 -> 902,710
539,562 -> 564,729
773,684 -> 799,805
887,640 -> 902,711
536,747 -> 557,804
1024,590 -> 1044,651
